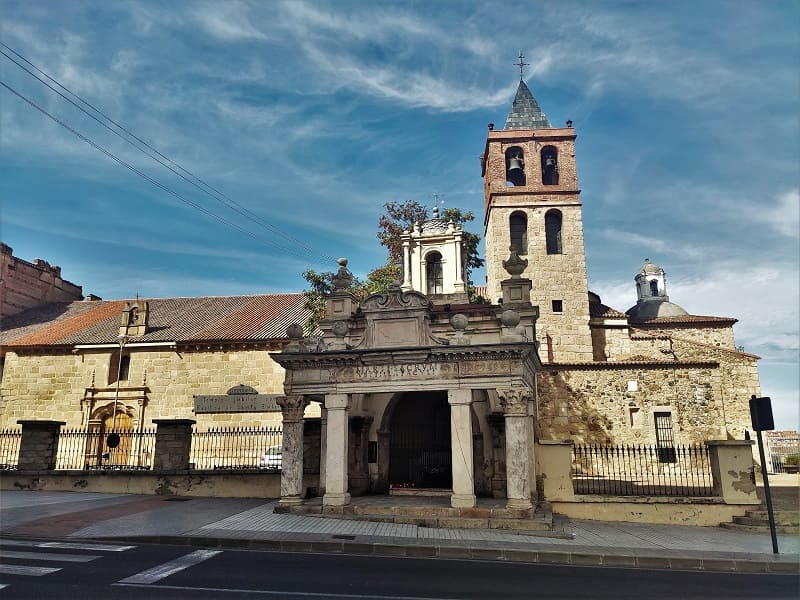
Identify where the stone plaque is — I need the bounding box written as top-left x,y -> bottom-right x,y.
194,394 -> 281,414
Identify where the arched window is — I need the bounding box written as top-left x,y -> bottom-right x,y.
545,210 -> 563,255
650,280 -> 659,296
426,252 -> 444,294
505,146 -> 526,186
541,146 -> 559,185
509,212 -> 528,255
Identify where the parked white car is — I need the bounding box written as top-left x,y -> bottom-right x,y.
259,445 -> 282,469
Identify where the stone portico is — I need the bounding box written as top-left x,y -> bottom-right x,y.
272,253 -> 542,512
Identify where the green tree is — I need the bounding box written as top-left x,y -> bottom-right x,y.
303,200 -> 485,331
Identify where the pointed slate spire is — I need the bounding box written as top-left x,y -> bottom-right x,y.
504,79 -> 552,130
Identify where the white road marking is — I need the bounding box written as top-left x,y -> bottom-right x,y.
0,550 -> 102,562
114,583 -> 460,599
117,549 -> 222,585
0,564 -> 62,576
0,538 -> 135,552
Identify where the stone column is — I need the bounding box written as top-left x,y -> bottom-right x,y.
278,395 -> 310,505
323,393 -> 351,506
448,389 -> 476,507
498,388 -> 533,510
152,419 -> 195,471
319,406 -> 327,495
16,420 -> 65,471
401,235 -> 412,291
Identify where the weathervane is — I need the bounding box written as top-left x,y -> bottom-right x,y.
515,50 -> 529,81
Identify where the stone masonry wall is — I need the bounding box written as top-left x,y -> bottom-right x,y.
635,325 -> 737,350
0,346 -> 308,430
537,364 -> 727,445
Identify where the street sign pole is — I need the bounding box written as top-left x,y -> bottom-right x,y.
750,395 -> 779,554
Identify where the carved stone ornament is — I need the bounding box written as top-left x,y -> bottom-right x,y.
361,288 -> 430,312
497,388 -> 532,416
450,313 -> 469,330
502,246 -> 528,278
286,324 -> 304,339
500,309 -> 520,327
332,320 -> 349,338
331,257 -> 353,290
276,395 -> 310,422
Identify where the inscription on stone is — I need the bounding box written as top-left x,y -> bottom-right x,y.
350,363 -> 439,380
194,394 -> 281,414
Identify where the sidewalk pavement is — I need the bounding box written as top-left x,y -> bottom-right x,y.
1,490 -> 798,574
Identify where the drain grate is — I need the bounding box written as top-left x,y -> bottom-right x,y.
331,534 -> 356,540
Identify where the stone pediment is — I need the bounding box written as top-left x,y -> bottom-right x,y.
361,288 -> 430,313
357,287 -> 435,349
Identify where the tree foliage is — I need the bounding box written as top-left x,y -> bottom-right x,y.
303,200 -> 485,331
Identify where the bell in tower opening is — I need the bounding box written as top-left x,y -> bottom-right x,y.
505,146 -> 526,186
541,146 -> 559,185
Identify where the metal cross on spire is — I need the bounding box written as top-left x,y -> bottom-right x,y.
515,50 -> 529,81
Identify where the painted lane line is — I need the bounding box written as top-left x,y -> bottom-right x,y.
0,538 -> 135,552
0,564 -> 62,576
114,583 -> 463,599
40,541 -> 136,552
118,549 -> 223,585
0,550 -> 102,562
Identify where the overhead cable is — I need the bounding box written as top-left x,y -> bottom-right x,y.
0,42 -> 337,264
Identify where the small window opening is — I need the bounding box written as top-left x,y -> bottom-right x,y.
426,252 -> 444,295
509,212 -> 528,255
119,355 -> 131,381
654,412 -> 676,463
552,300 -> 563,313
649,280 -> 659,296
505,146 -> 526,186
541,146 -> 559,185
545,210 -> 563,255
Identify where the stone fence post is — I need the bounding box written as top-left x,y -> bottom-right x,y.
707,440 -> 758,504
16,420 -> 65,471
535,440 -> 575,501
152,419 -> 196,471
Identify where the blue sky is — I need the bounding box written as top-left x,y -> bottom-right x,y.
1,1 -> 798,428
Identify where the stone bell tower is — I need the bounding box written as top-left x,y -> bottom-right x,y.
481,66 -> 592,362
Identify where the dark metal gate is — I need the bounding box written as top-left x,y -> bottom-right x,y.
389,392 -> 451,488
654,412 -> 677,463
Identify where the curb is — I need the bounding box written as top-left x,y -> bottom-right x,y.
93,534 -> 800,574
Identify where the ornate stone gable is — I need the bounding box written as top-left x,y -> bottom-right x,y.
358,287 -> 438,349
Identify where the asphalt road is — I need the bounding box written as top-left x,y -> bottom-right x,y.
1,538 -> 797,599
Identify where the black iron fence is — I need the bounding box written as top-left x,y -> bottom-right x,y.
55,428 -> 157,470
189,426 -> 282,470
572,444 -> 714,497
0,428 -> 22,470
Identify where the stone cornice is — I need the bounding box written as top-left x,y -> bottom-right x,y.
271,343 -> 539,371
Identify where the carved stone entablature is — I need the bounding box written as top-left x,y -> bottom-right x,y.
277,394 -> 310,422
271,343 -> 540,396
497,388 -> 533,416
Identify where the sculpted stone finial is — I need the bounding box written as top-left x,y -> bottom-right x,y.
331,257 -> 353,290
502,246 -> 527,278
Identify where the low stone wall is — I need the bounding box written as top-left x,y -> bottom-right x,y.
551,496 -> 758,526
1,470 -> 320,499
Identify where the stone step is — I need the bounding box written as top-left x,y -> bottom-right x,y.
745,510 -> 800,525
720,522 -> 800,535
739,513 -> 799,527
390,487 -> 451,497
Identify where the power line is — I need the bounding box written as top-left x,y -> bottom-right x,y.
0,78 -> 318,262
0,42 -> 337,264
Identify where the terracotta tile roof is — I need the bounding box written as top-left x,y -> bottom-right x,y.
1,294 -> 310,348
629,314 -> 737,326
1,301 -> 125,346
589,302 -> 627,319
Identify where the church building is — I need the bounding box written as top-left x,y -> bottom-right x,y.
0,73 -> 760,516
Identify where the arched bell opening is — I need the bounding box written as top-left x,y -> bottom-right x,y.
505,146 -> 526,186
425,251 -> 444,295
541,145 -> 559,185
